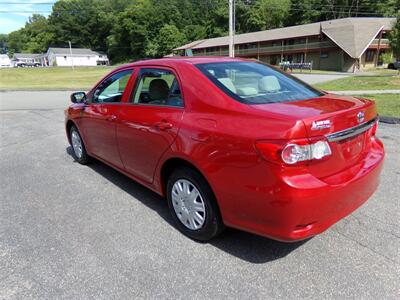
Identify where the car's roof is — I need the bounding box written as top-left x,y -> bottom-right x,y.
117,56 -> 248,70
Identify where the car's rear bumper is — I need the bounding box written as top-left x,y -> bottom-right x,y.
223,137 -> 384,242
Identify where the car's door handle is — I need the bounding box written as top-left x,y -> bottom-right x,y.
154,120 -> 173,130
107,115 -> 117,121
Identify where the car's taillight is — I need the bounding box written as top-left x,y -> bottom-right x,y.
282,140 -> 331,164
255,138 -> 332,165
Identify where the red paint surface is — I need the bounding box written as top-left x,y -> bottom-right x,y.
66,57 -> 384,241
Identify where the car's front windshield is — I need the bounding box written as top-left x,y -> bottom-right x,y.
196,61 -> 324,104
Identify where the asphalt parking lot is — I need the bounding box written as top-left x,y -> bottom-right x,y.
0,91 -> 399,299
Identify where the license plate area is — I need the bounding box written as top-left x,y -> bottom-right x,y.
336,133 -> 365,160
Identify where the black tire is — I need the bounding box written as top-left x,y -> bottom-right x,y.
69,125 -> 91,165
388,63 -> 394,70
166,166 -> 224,241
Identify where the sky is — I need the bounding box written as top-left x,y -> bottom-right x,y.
0,0 -> 57,34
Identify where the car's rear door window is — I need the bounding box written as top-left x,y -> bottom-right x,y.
196,62 -> 323,104
131,68 -> 183,107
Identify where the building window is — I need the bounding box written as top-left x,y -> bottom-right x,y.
365,50 -> 375,62
295,53 -> 304,63
320,52 -> 328,59
286,39 -> 294,45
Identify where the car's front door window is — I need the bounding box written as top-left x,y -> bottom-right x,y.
92,69 -> 133,103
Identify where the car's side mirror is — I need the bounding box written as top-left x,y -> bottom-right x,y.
71,92 -> 87,103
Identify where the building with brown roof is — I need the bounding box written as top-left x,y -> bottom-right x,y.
174,17 -> 396,72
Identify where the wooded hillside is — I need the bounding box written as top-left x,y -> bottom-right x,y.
3,0 -> 399,62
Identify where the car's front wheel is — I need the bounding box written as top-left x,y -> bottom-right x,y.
166,166 -> 224,241
70,125 -> 91,164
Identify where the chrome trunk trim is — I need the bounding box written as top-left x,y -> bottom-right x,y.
326,117 -> 378,142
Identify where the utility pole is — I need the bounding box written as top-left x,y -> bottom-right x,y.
68,41 -> 74,70
229,0 -> 235,57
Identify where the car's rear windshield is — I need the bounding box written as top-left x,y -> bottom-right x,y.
196,61 -> 324,104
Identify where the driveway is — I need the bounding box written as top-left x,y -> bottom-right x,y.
327,89 -> 400,95
292,73 -> 349,84
0,91 -> 72,110
0,91 -> 399,299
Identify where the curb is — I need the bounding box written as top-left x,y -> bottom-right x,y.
291,72 -> 348,75
327,90 -> 400,95
380,116 -> 400,124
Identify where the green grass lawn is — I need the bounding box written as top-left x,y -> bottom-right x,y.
359,94 -> 400,118
0,66 -> 114,90
316,75 -> 400,91
362,68 -> 400,75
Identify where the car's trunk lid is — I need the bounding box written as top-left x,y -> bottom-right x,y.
250,94 -> 378,179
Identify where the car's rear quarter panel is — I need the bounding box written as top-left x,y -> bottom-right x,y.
160,64 -> 314,232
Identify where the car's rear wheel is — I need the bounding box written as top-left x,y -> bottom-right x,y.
70,125 -> 91,164
166,166 -> 224,241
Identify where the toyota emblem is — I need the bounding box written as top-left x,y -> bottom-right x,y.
357,111 -> 365,123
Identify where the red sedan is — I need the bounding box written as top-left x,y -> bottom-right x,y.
65,57 -> 384,242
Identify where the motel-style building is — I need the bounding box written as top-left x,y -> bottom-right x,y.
175,17 -> 396,72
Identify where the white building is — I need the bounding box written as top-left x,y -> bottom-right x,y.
0,54 -> 11,68
46,47 -> 109,67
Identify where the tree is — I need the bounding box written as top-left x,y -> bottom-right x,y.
155,24 -> 187,57
108,0 -> 155,61
286,0 -> 399,25
47,0 -> 118,51
7,29 -> 27,53
0,34 -> 7,54
285,0 -> 321,25
389,15 -> 400,59
108,0 -> 203,61
240,0 -> 290,32
183,25 -> 208,42
24,15 -> 53,53
4,0 -> 398,62
7,14 -> 52,53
